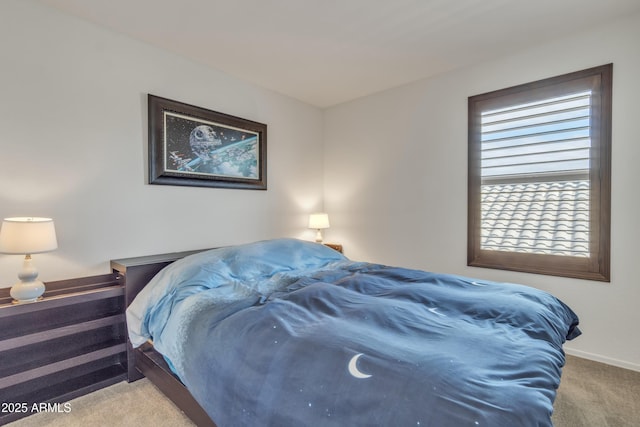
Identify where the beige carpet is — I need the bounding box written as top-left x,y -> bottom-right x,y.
6,378 -> 195,427
552,355 -> 640,427
8,355 -> 640,426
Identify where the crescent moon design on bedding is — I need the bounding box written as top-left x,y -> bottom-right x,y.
348,353 -> 372,379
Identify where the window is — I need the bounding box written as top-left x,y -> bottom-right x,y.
468,64 -> 611,281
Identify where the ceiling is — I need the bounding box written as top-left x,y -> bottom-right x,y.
40,0 -> 640,108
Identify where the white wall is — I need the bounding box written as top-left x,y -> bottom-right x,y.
0,0 -> 325,284
325,13 -> 640,371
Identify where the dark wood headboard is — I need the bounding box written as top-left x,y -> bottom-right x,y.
110,249 -> 209,379
110,248 -> 218,427
111,249 -> 208,307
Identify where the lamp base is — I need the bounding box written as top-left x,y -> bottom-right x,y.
12,296 -> 44,305
9,254 -> 46,303
10,279 -> 45,304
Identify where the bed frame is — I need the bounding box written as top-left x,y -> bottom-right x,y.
111,249 -> 217,427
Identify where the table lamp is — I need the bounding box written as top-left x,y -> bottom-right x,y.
0,217 -> 58,304
308,213 -> 330,243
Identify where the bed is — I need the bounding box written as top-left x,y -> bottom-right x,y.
113,238 -> 581,426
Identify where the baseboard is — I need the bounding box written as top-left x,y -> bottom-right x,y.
565,348 -> 640,373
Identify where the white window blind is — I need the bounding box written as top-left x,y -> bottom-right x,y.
479,91 -> 592,257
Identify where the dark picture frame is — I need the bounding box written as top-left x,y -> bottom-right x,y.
148,94 -> 267,190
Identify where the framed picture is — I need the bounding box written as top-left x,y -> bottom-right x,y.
148,94 -> 267,190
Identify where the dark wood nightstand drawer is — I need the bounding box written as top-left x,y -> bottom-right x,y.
324,243 -> 343,253
0,274 -> 128,424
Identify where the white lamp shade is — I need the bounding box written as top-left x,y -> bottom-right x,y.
0,217 -> 58,254
308,213 -> 330,229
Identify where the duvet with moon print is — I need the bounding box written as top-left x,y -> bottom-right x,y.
127,239 -> 580,427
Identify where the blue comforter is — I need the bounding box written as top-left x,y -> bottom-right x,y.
127,239 -> 580,426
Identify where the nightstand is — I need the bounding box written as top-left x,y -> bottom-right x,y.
324,243 -> 343,253
0,274 -> 127,424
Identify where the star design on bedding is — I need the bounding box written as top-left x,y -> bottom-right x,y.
428,307 -> 446,316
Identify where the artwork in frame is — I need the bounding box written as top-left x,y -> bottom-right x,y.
148,94 -> 267,190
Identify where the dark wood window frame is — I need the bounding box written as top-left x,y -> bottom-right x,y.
468,64 -> 612,281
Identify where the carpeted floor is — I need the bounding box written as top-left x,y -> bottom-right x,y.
7,355 -> 640,426
6,377 -> 195,427
552,355 -> 640,426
